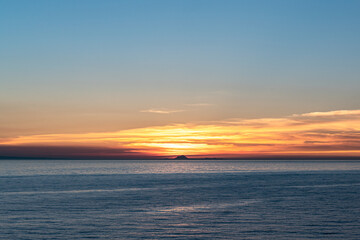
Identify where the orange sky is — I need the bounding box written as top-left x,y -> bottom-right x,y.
1,109 -> 360,159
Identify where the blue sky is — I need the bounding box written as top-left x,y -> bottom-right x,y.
1,0 -> 360,137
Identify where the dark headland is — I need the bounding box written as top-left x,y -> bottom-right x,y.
174,155 -> 189,160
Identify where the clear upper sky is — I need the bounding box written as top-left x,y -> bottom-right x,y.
1,0 -> 360,158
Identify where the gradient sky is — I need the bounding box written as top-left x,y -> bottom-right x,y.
1,0 -> 360,158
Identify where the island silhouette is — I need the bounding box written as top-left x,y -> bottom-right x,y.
174,155 -> 188,160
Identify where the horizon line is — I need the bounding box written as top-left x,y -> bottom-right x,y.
2,156 -> 360,161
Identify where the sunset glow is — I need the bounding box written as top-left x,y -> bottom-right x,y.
1,109 -> 359,159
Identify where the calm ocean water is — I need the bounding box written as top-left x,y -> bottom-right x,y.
1,160 -> 360,239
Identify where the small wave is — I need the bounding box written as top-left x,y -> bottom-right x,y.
0,184 -> 216,195
0,187 -> 152,195
290,183 -> 360,189
152,200 -> 259,213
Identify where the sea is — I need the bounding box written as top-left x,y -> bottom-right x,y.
1,160 -> 360,239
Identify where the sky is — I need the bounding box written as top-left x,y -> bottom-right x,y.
1,0 -> 360,159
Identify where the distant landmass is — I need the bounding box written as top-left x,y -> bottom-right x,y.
174,155 -> 188,160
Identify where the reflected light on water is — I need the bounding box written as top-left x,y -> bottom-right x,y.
1,160 -> 360,177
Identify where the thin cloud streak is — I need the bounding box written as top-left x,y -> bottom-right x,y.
1,109 -> 360,159
293,109 -> 360,117
140,108 -> 184,114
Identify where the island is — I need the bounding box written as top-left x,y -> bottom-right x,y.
174,155 -> 189,160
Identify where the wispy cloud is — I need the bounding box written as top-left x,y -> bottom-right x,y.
140,108 -> 184,114
293,109 -> 360,117
1,109 -> 360,158
140,103 -> 213,114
